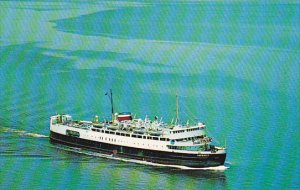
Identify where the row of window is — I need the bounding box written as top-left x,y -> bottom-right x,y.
186,128 -> 200,132
171,127 -> 200,134
92,136 -> 165,148
167,145 -> 201,151
66,130 -> 80,137
176,135 -> 206,142
91,128 -> 170,141
99,136 -> 116,142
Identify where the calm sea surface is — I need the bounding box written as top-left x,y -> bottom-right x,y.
0,1 -> 299,189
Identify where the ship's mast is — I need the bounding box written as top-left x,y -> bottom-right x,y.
176,92 -> 179,124
105,89 -> 114,121
110,89 -> 114,117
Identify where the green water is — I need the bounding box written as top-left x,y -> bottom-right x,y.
0,1 -> 299,189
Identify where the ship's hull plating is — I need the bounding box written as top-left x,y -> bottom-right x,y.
50,131 -> 226,168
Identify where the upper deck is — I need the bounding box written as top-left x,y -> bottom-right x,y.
50,114 -> 212,144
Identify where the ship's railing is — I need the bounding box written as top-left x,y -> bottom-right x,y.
90,127 -> 171,141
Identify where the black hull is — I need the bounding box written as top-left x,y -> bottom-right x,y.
50,131 -> 226,168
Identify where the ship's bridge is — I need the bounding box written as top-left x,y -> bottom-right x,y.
167,123 -> 206,139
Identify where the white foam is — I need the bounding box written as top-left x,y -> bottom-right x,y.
1,127 -> 49,138
24,133 -> 49,138
120,159 -> 229,170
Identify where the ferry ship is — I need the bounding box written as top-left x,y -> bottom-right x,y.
50,90 -> 226,168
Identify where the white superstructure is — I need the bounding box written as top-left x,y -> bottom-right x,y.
50,113 -> 226,155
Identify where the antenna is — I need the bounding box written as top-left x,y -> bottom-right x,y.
176,92 -> 179,123
105,89 -> 114,121
110,89 -> 114,115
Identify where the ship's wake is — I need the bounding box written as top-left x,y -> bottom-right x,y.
116,157 -> 229,170
54,145 -> 229,171
0,126 -> 49,138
